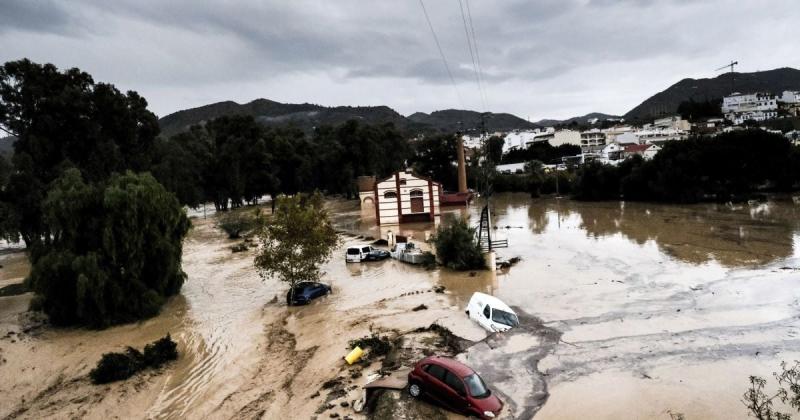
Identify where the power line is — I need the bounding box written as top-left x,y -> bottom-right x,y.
456,0 -> 486,112
418,0 -> 465,108
464,0 -> 489,111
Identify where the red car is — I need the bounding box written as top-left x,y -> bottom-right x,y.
407,356 -> 503,419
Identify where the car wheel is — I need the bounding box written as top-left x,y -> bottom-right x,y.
408,382 -> 422,398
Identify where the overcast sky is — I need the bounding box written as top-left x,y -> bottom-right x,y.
1,0 -> 799,120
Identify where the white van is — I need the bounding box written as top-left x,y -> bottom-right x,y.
465,292 -> 519,333
345,245 -> 390,263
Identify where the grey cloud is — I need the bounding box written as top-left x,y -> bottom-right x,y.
0,0 -> 76,34
0,0 -> 798,119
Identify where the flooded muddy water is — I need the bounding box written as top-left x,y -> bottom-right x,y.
434,195 -> 800,419
2,194 -> 799,419
338,194 -> 800,419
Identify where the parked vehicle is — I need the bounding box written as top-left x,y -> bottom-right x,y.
390,242 -> 427,265
286,281 -> 331,306
345,245 -> 390,263
466,292 -> 519,333
407,356 -> 503,419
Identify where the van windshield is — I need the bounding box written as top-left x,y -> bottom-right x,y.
346,248 -> 360,255
464,373 -> 490,398
491,309 -> 519,327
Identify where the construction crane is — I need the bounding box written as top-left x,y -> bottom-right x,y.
716,60 -> 739,94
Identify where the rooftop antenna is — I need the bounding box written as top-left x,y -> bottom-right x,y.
715,60 -> 738,94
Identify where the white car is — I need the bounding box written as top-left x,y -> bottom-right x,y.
465,292 -> 519,333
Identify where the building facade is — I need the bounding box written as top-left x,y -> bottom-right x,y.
372,170 -> 441,225
580,129 -> 606,153
550,129 -> 581,147
722,92 -> 778,124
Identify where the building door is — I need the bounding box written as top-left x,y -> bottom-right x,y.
410,197 -> 424,213
410,189 -> 424,213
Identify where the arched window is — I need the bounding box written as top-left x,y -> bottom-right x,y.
384,191 -> 397,199
399,178 -> 407,186
409,189 -> 424,197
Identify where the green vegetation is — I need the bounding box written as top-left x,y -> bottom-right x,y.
218,209 -> 262,239
676,98 -> 722,120
26,170 -> 189,327
502,142 -> 581,165
0,60 -> 192,328
90,334 -> 178,384
154,117 -> 412,209
254,193 -> 339,301
0,59 -> 159,251
432,218 -> 486,271
572,130 -> 800,202
743,360 -> 800,420
410,133 -> 459,190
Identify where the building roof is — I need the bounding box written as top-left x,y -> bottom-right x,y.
375,170 -> 442,186
624,144 -> 650,153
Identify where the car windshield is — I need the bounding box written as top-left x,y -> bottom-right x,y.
346,248 -> 360,255
491,309 -> 519,327
463,373 -> 490,398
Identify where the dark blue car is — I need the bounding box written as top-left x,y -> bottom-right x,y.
286,281 -> 332,306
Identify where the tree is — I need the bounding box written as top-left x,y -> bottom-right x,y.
432,218 -> 485,270
26,170 -> 190,327
150,129 -> 210,208
410,134 -> 458,190
524,160 -> 546,197
0,59 -> 159,251
254,193 -> 339,302
743,361 -> 800,420
487,135 -> 504,164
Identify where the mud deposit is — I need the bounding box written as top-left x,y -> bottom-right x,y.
2,194 -> 799,419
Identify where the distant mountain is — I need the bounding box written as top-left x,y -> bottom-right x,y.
534,112 -> 621,127
158,99 -> 539,137
625,67 -> 800,121
407,109 -> 538,133
158,99 -> 412,137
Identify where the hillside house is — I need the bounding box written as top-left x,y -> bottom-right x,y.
722,92 -> 778,124
365,170 -> 442,225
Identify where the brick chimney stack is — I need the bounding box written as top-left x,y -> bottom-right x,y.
456,135 -> 467,193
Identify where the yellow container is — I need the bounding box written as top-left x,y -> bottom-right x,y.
345,346 -> 364,365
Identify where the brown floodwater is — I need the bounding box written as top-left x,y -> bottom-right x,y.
337,193 -> 800,418
2,194 -> 799,419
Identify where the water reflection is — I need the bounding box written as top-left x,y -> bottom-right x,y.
486,194 -> 799,268
336,194 -> 799,269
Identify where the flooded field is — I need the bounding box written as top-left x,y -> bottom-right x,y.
1,193 -> 799,419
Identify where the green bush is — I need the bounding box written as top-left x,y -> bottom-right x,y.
432,218 -> 486,271
218,209 -> 259,239
90,348 -> 145,384
26,170 -> 190,328
90,335 -> 178,384
143,334 -> 179,368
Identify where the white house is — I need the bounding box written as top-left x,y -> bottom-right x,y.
550,129 -> 581,147
495,162 -> 526,174
600,142 -> 624,162
780,91 -> 800,104
653,115 -> 691,131
643,143 -> 661,160
722,92 -> 779,124
370,170 -> 441,225
580,129 -> 606,153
